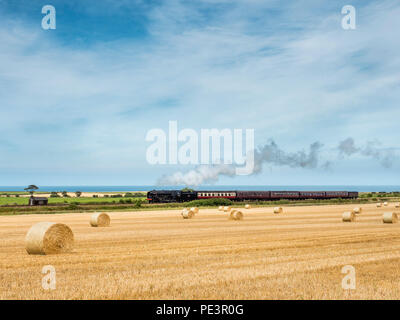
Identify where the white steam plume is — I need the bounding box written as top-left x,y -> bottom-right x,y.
157,140 -> 327,186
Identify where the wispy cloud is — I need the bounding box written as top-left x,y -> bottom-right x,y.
0,0 -> 399,185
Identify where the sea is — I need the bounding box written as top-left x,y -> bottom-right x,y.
1,186 -> 399,192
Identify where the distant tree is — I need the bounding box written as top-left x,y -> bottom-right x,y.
24,185 -> 39,197
75,191 -> 82,197
62,191 -> 69,197
50,192 -> 59,198
133,192 -> 144,198
124,192 -> 133,198
181,187 -> 194,192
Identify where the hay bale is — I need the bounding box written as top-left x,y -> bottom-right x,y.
223,206 -> 231,212
25,222 -> 74,255
90,212 -> 110,227
182,209 -> 194,219
218,206 -> 224,211
376,203 -> 382,208
384,202 -> 388,206
395,203 -> 400,208
229,210 -> 243,220
245,204 -> 251,209
190,207 -> 199,214
353,207 -> 362,214
273,207 -> 283,214
342,211 -> 355,222
383,212 -> 398,224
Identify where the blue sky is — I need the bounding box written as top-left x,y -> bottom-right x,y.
0,0 -> 399,186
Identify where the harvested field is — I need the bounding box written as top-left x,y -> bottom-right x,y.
1,203 -> 400,300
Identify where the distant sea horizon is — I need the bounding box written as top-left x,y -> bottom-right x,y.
1,185 -> 400,192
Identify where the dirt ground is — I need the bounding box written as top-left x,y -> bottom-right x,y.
1,203 -> 400,300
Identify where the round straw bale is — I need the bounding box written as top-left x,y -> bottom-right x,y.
218,206 -> 224,211
229,210 -> 243,220
90,212 -> 110,227
383,212 -> 398,224
377,203 -> 382,207
353,207 -> 362,214
25,222 -> 74,255
395,203 -> 400,208
384,202 -> 388,206
182,209 -> 194,219
223,206 -> 231,212
342,211 -> 355,222
245,204 -> 251,209
190,207 -> 199,214
273,207 -> 283,214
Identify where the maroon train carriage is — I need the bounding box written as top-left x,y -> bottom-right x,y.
270,191 -> 300,199
236,191 -> 271,200
299,191 -> 326,199
348,191 -> 359,199
325,191 -> 349,199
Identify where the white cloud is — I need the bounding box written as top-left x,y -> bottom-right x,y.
0,0 -> 399,184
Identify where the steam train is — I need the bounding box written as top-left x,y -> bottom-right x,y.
146,190 -> 359,203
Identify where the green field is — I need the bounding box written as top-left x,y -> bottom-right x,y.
0,196 -> 146,206
0,192 -> 399,216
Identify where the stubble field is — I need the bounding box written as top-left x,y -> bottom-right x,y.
1,203 -> 400,300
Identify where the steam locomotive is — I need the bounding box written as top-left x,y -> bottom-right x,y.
146,190 -> 359,203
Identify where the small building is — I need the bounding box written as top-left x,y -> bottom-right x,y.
29,197 -> 48,206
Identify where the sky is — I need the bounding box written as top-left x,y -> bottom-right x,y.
0,0 -> 399,186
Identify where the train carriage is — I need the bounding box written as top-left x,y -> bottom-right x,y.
236,191 -> 270,201
325,191 -> 349,198
270,191 -> 300,199
197,191 -> 236,199
299,191 -> 326,199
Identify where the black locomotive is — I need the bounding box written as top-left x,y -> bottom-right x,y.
146,190 -> 358,203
